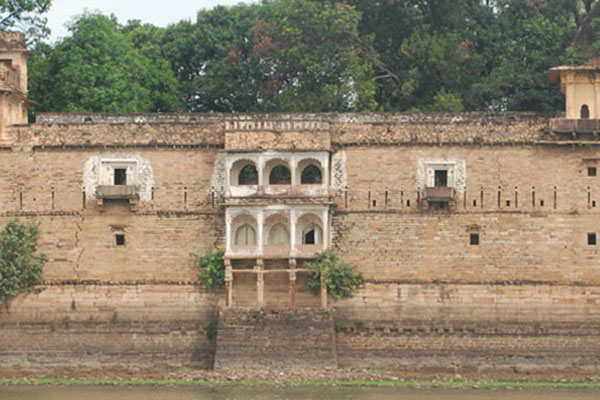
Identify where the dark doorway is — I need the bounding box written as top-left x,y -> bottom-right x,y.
581,104 -> 590,119
434,170 -> 448,187
301,165 -> 322,184
304,229 -> 315,245
114,168 -> 127,185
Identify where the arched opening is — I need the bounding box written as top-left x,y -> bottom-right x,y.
302,224 -> 323,245
301,164 -> 322,184
235,224 -> 256,246
269,165 -> 291,185
269,223 -> 290,245
238,164 -> 258,185
581,104 -> 590,119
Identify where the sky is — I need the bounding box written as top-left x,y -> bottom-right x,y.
45,0 -> 253,43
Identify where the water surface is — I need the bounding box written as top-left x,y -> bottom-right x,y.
1,386 -> 599,400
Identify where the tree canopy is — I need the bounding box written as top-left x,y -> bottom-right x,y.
27,0 -> 600,113
29,13 -> 181,113
0,0 -> 51,40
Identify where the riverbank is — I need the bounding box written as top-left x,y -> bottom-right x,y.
1,368 -> 600,388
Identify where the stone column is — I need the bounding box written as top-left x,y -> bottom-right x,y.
290,209 -> 297,258
225,210 -> 232,255
258,155 -> 265,193
225,259 -> 233,308
566,72 -> 576,119
256,259 -> 264,308
321,208 -> 329,251
595,74 -> 600,120
289,258 -> 297,309
257,209 -> 264,257
291,157 -> 298,186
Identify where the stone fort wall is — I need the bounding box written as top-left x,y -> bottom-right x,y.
1,112 -> 600,372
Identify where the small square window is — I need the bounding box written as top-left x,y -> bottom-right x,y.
588,167 -> 597,177
115,234 -> 125,246
588,233 -> 597,246
470,233 -> 479,245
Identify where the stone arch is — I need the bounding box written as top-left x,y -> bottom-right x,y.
296,213 -> 323,245
230,159 -> 258,186
231,214 -> 258,246
581,104 -> 590,119
265,159 -> 291,185
296,158 -> 324,185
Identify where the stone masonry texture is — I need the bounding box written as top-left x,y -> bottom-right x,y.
1,112 -> 600,372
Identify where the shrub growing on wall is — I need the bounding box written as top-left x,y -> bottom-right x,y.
0,220 -> 46,305
190,249 -> 225,288
306,250 -> 364,299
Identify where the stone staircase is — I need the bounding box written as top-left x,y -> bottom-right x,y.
214,308 -> 337,370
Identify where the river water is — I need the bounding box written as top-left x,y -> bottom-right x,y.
0,386 -> 599,400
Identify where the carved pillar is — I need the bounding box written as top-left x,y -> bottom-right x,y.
256,259 -> 264,308
290,209 -> 297,258
289,258 -> 297,309
290,157 -> 298,186
225,210 -> 232,255
225,259 -> 233,308
322,208 -> 329,251
258,155 -> 265,193
257,209 -> 264,257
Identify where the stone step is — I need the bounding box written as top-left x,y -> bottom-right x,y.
214,308 -> 337,370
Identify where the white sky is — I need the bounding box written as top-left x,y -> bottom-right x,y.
45,0 -> 254,43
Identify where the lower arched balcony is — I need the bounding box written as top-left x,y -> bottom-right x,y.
229,214 -> 259,258
263,213 -> 291,258
295,213 -> 324,258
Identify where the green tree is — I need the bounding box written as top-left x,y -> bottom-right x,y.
163,0 -> 375,112
190,249 -> 225,288
306,250 -> 364,299
0,0 -> 51,40
0,220 -> 46,305
28,13 -> 181,113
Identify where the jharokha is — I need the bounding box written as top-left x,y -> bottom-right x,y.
1,31 -> 600,374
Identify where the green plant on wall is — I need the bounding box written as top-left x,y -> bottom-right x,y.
190,249 -> 225,288
306,250 -> 364,299
0,220 -> 47,305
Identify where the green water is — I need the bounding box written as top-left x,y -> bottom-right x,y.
0,386 -> 599,400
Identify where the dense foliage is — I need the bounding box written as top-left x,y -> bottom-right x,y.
0,220 -> 46,305
0,0 -> 51,40
190,249 -> 225,288
306,250 -> 364,299
27,0 -> 600,113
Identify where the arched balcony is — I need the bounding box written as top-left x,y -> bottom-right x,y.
263,213 -> 291,258
225,152 -> 329,198
264,159 -> 292,196
229,159 -> 260,197
229,214 -> 259,258
295,213 -> 325,258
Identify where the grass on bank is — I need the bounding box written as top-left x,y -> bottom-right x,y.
1,377 -> 600,388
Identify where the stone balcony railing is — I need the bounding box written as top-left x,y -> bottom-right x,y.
228,243 -> 323,259
97,185 -> 139,200
423,186 -> 455,202
551,118 -> 600,134
228,184 -> 329,198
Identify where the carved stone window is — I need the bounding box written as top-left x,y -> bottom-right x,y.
302,224 -> 323,245
235,224 -> 256,246
269,223 -> 290,245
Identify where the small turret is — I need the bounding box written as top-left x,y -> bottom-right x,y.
0,31 -> 30,143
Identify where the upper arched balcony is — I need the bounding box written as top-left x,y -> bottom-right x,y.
225,152 -> 329,198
